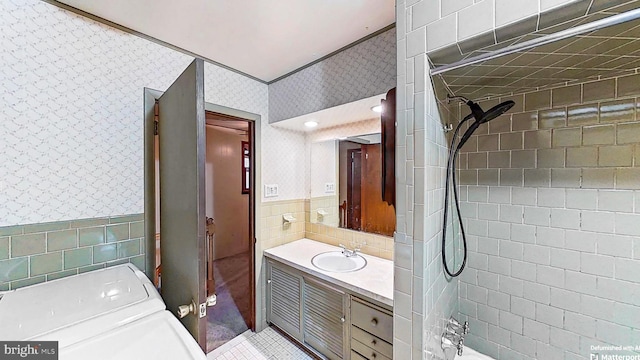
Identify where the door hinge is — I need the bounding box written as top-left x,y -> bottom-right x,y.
154,120 -> 159,135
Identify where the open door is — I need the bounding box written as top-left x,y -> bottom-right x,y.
158,59 -> 208,350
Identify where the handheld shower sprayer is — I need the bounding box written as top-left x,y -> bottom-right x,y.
442,95 -> 515,277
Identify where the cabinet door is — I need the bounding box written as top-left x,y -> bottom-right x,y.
303,278 -> 347,360
267,261 -> 303,340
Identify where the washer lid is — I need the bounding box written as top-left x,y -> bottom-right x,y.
0,264 -> 164,341
59,311 -> 206,360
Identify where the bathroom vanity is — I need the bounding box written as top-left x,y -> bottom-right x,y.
264,239 -> 393,360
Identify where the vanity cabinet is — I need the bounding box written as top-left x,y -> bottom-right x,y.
350,297 -> 393,360
266,259 -> 393,359
303,278 -> 348,359
267,262 -> 304,339
267,260 -> 348,359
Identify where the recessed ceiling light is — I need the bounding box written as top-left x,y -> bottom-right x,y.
304,121 -> 318,128
371,105 -> 382,113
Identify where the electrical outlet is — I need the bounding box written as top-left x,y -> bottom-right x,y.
325,183 -> 335,193
265,184 -> 279,197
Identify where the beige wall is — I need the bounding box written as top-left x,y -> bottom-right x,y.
260,199 -> 306,250
258,197 -> 394,261
309,195 -> 339,227
305,221 -> 394,261
206,125 -> 250,260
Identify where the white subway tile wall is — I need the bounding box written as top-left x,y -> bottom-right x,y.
416,0 -> 584,51
398,0 -> 474,358
457,74 -> 640,359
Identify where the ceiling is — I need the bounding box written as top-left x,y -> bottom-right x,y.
205,112 -> 248,132
431,1 -> 640,101
57,0 -> 395,82
271,94 -> 384,132
346,133 -> 382,144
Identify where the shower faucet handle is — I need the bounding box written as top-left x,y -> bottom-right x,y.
448,316 -> 469,335
441,331 -> 464,355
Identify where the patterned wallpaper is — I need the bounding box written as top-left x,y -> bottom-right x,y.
309,140 -> 337,198
268,28 -> 397,123
0,0 -> 305,226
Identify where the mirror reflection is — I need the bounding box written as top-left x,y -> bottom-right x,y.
310,133 -> 395,237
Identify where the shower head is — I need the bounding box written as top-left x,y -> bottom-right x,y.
478,100 -> 516,124
457,100 -> 516,149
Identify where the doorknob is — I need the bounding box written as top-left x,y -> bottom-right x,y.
177,299 -> 197,319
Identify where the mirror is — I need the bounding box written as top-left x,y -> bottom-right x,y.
272,92 -> 397,238
310,132 -> 395,237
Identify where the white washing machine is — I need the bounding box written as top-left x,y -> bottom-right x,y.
0,264 -> 205,360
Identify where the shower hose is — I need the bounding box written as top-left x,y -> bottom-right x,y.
442,114 -> 474,278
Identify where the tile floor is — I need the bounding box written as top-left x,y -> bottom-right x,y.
208,327 -> 314,360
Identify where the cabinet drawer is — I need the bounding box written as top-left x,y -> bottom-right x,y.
350,299 -> 393,343
351,350 -> 368,360
351,339 -> 391,360
351,326 -> 392,358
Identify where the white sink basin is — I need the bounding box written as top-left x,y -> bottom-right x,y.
311,251 -> 367,273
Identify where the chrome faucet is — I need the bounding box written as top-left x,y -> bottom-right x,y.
441,316 -> 468,356
339,243 -> 359,257
448,317 -> 469,335
441,331 -> 464,356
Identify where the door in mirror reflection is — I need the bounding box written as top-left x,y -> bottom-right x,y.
347,147 -> 362,231
343,141 -> 395,237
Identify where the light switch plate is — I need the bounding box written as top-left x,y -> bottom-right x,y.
265,184 -> 279,197
325,183 -> 335,193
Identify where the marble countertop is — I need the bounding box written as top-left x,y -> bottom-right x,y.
263,239 -> 393,307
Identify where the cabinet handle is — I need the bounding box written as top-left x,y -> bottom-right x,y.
340,316 -> 345,323
267,279 -> 272,284
371,353 -> 377,359
371,318 -> 378,326
371,339 -> 377,346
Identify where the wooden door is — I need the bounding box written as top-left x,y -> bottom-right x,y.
381,88 -> 396,207
360,144 -> 396,237
158,59 -> 208,350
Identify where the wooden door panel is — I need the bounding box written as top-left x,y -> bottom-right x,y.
158,58 -> 208,349
360,144 -> 395,237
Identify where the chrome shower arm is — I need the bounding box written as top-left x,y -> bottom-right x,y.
446,94 -> 470,104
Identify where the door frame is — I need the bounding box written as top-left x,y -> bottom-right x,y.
143,88 -> 262,333
346,148 -> 362,231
